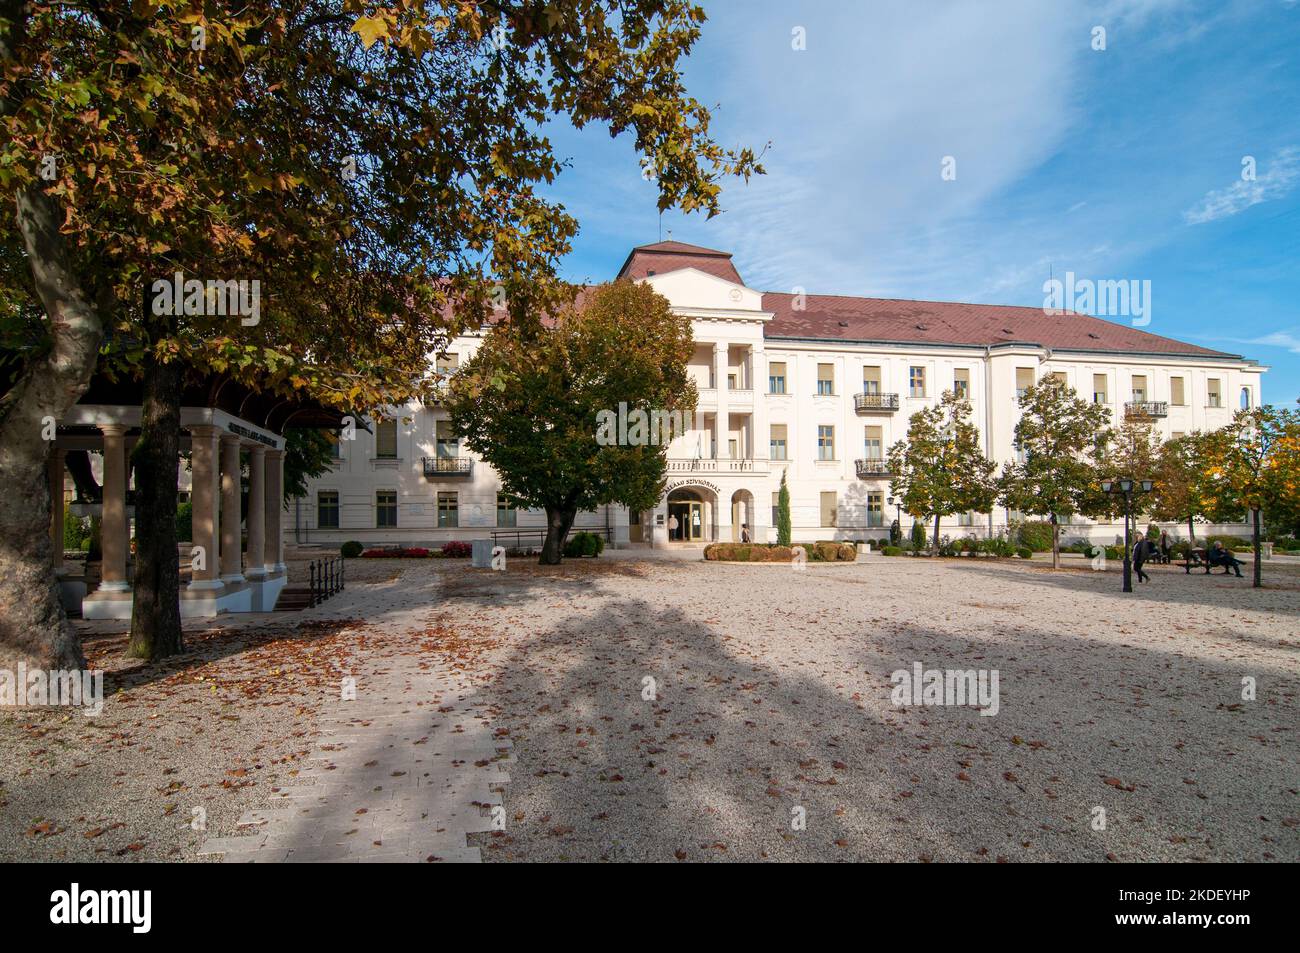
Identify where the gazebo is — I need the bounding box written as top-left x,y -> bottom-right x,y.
50,373 -> 346,619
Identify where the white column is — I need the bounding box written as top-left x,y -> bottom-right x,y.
97,425 -> 130,592
245,445 -> 266,579
264,449 -> 285,572
49,447 -> 66,575
219,435 -> 245,584
714,342 -> 729,459
188,425 -> 223,590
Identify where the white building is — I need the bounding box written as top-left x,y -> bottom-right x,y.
297,242 -> 1265,549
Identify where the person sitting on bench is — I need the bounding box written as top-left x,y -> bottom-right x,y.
1208,541 -> 1244,578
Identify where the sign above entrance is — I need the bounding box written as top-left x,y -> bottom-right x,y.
667,479 -> 720,494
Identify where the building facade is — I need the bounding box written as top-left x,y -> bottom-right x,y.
297,242 -> 1265,549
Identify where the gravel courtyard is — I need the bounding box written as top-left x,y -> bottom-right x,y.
450,554 -> 1299,862
2,553 -> 1296,862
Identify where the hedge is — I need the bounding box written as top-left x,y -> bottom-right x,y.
703,542 -> 857,563
563,531 -> 605,558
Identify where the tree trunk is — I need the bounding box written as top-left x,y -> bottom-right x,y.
931,513 -> 941,555
540,505 -> 576,565
65,450 -> 102,502
1187,514 -> 1195,547
1252,507 -> 1262,589
0,187 -> 102,673
1052,519 -> 1060,569
127,356 -> 184,659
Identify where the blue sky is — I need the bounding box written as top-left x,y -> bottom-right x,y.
540,0 -> 1300,404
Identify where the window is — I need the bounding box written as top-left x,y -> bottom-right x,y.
1051,371 -> 1068,385
437,491 -> 458,528
771,491 -> 780,527
909,366 -> 926,398
1015,367 -> 1033,399
769,362 -> 787,394
958,511 -> 974,527
1170,376 -> 1185,406
376,490 -> 397,528
1240,387 -> 1251,410
864,425 -> 882,460
727,372 -> 737,390
436,419 -> 458,458
1207,378 -> 1222,407
863,366 -> 881,395
330,434 -> 342,459
728,438 -> 738,460
1132,375 -> 1147,403
435,353 -> 459,379
1171,431 -> 1185,440
816,363 -> 835,395
953,368 -> 969,399
375,417 -> 397,458
496,493 -> 516,528
820,491 -> 838,528
817,425 -> 835,460
866,492 -> 883,527
317,490 -> 340,529
769,424 -> 788,461
1092,374 -> 1108,404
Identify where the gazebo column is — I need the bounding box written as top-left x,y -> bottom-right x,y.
97,424 -> 130,592
219,434 -> 245,585
48,447 -> 66,575
188,425 -> 223,590
244,446 -> 266,579
264,449 -> 285,572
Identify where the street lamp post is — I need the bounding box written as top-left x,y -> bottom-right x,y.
1101,479 -> 1153,593
887,495 -> 903,543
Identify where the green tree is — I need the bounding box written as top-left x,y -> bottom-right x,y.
776,470 -> 792,546
1203,406 -> 1300,587
1150,431 -> 1217,546
1091,416 -> 1163,541
886,391 -> 996,553
446,281 -> 697,564
998,376 -> 1113,568
284,429 -> 339,503
0,0 -> 762,667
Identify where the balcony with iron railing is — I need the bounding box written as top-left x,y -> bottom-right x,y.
855,458 -> 894,479
854,392 -> 900,414
422,456 -> 473,477
1124,400 -> 1168,419
667,457 -> 767,474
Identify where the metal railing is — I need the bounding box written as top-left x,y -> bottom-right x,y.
309,556 -> 344,607
855,458 -> 893,478
1124,401 -> 1169,418
854,392 -> 900,413
422,456 -> 473,477
490,527 -> 614,549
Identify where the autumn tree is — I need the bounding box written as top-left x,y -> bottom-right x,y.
886,391 -> 996,554
1150,431 -> 1218,545
1202,406 -> 1300,587
446,281 -> 696,564
998,376 -> 1112,568
0,1 -> 762,667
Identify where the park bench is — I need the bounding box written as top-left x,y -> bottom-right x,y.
1183,547 -> 1211,574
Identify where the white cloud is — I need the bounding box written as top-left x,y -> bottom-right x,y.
1244,330 -> 1300,354
1183,147 -> 1300,224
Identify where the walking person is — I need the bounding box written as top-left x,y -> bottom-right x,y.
740,523 -> 751,543
1158,529 -> 1171,564
1132,537 -> 1153,583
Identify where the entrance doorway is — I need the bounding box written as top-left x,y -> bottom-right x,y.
668,500 -> 704,541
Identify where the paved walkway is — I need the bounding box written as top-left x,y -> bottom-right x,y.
198,568 -> 510,862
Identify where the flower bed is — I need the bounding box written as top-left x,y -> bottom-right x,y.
703,542 -> 857,563
361,547 -> 431,558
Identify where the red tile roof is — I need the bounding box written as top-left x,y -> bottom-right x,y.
759,292 -> 1236,358
617,241 -> 744,284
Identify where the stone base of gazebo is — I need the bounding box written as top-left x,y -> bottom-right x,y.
79,570 -> 289,620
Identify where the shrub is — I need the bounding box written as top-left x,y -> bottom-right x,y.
1169,540 -> 1191,560
881,545 -> 903,557
1017,520 -> 1054,552
1207,534 -> 1251,552
174,501 -> 193,542
1015,546 -> 1033,559
440,541 -> 472,558
910,520 -> 927,549
982,536 -> 1015,558
63,507 -> 90,551
340,540 -> 364,558
563,531 -> 603,558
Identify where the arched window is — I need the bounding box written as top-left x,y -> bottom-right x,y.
1240,387 -> 1251,410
